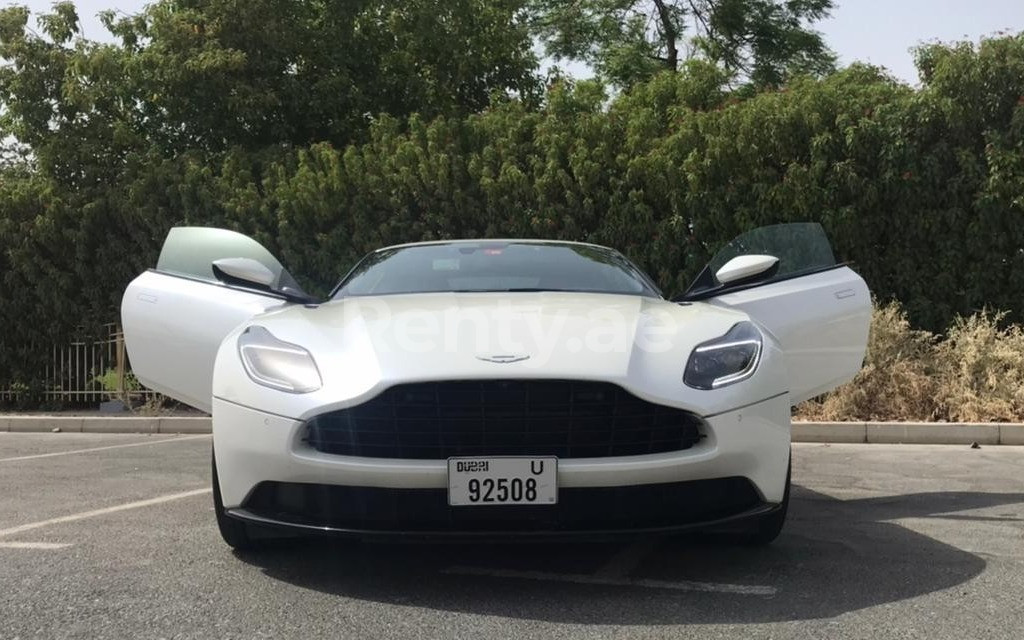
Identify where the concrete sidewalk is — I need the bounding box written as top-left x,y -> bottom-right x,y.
2,415 -> 1023,445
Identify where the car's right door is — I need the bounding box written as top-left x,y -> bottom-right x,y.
681,223 -> 871,405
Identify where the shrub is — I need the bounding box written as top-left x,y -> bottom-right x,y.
4,33 -> 1024,405
934,312 -> 1024,422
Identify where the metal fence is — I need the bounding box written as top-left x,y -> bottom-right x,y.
0,324 -> 162,406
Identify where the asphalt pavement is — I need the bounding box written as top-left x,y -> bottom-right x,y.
1,432 -> 1022,639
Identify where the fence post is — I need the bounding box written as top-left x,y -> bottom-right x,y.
116,326 -> 126,402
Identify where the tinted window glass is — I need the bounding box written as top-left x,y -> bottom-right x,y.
334,242 -> 657,297
685,223 -> 838,296
156,227 -> 300,290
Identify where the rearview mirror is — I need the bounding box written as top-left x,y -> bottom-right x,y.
212,257 -> 276,288
715,254 -> 780,286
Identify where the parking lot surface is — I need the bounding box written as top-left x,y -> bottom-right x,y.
1,432 -> 1022,639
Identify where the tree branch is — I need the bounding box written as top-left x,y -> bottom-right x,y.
687,0 -> 715,41
651,0 -> 678,71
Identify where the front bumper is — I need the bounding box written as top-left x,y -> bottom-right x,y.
212,392 -> 791,535
228,478 -> 777,539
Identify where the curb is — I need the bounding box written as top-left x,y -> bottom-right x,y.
791,421 -> 1024,445
1,416 -> 1023,445
1,416 -> 212,435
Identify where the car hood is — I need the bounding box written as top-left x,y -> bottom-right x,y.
213,291 -> 786,419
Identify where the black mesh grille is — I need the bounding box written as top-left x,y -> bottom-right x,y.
304,379 -> 705,460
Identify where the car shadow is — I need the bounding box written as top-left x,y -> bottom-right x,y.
234,485 -> 1024,624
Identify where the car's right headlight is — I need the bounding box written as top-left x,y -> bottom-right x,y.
237,326 -> 322,393
683,321 -> 763,390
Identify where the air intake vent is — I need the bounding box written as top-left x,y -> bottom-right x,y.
304,380 -> 705,460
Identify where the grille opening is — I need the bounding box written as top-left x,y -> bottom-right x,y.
242,478 -> 761,533
304,380 -> 706,460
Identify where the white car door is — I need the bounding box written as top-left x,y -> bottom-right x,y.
121,227 -> 307,412
680,223 -> 871,405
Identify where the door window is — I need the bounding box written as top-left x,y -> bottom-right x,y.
155,227 -> 302,291
684,223 -> 838,298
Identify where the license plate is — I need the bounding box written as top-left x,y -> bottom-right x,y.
447,457 -> 557,506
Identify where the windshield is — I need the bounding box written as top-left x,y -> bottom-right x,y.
333,241 -> 659,298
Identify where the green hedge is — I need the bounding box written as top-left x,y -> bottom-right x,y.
2,36 -> 1024,396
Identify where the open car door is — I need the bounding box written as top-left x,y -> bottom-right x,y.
680,223 -> 871,405
121,227 -> 309,413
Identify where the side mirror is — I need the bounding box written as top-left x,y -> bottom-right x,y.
212,257 -> 320,305
715,254 -> 780,286
212,257 -> 276,288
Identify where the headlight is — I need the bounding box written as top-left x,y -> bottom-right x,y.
238,326 -> 322,393
684,322 -> 763,390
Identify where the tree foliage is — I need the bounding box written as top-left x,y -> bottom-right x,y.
0,0 -> 540,167
528,0 -> 835,88
1,1 -> 1023,404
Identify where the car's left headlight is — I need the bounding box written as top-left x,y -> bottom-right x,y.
684,321 -> 763,390
237,326 -> 322,393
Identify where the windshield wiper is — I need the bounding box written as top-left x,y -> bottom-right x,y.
449,288 -> 564,293
502,288 -> 566,292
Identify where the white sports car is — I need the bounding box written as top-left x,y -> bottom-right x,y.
121,223 -> 869,550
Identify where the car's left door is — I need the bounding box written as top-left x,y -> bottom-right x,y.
121,227 -> 303,412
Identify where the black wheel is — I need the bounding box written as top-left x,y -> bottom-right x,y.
738,456 -> 791,546
212,451 -> 261,552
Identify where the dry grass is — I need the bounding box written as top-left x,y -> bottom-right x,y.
794,302 -> 1024,422
796,301 -> 939,421
934,312 -> 1024,422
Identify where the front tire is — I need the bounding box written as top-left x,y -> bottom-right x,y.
212,451 -> 260,551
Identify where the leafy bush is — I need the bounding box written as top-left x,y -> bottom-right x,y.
92,368 -> 143,394
3,25 -> 1024,407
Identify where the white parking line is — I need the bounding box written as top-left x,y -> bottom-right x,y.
0,434 -> 211,463
443,566 -> 777,596
0,488 -> 212,538
0,541 -> 73,550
